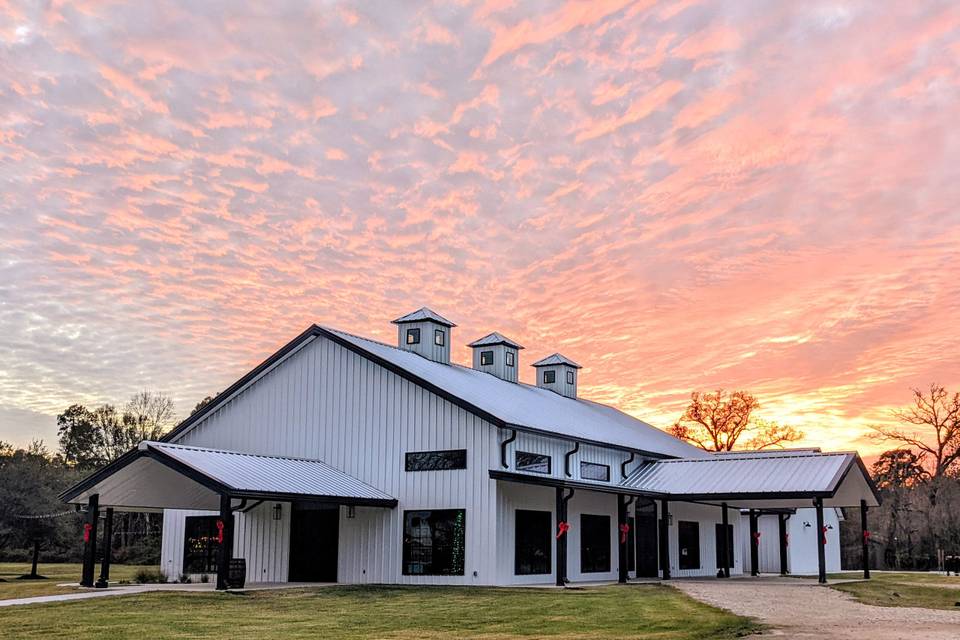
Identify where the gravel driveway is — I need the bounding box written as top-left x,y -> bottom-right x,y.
671,577 -> 960,639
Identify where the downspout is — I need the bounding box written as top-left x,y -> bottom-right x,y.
621,452 -> 636,480
499,428 -> 517,469
564,442 -> 580,477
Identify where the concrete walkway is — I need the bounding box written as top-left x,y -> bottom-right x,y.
672,576 -> 960,640
0,581 -> 325,608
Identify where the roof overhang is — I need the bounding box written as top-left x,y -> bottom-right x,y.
60,442 -> 398,510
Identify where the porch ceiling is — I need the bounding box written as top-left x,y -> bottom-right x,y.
60,441 -> 398,510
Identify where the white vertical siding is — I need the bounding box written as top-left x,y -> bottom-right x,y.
234,501 -> 291,583
786,508 -> 841,575
175,335 -> 498,585
502,432 -> 641,485
664,502 -> 743,578
471,344 -> 519,382
160,509 -> 216,581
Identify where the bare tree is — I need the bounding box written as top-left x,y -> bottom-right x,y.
872,383 -> 960,478
124,391 -> 177,443
668,389 -> 803,451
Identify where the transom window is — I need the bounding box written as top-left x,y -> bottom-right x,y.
566,370 -> 575,384
480,350 -> 494,365
580,461 -> 610,482
183,516 -> 219,574
434,329 -> 445,346
580,514 -> 611,573
406,328 -> 420,344
515,510 -> 551,575
405,449 -> 467,471
516,451 -> 551,474
402,509 -> 466,576
505,351 -> 515,367
543,370 -> 556,384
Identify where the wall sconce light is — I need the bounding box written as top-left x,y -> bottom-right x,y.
347,505 -> 356,519
273,504 -> 282,521
667,514 -> 673,526
803,521 -> 811,528
826,524 -> 834,530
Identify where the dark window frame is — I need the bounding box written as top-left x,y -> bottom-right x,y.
515,510 -> 552,575
543,369 -> 556,384
580,513 -> 611,573
402,509 -> 466,576
434,329 -> 445,346
406,328 -> 421,344
678,520 -> 701,570
480,350 -> 494,366
580,461 -> 610,482
515,451 -> 551,474
404,449 -> 468,472
566,370 -> 575,385
183,515 -> 220,574
505,351 -> 515,367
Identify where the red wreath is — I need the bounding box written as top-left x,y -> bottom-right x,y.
863,530 -> 871,543
83,523 -> 92,543
822,526 -> 829,545
619,523 -> 631,544
784,533 -> 789,547
216,519 -> 225,544
556,521 -> 570,539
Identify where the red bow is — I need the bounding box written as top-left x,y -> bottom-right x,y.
216,519 -> 225,544
863,530 -> 871,542
785,533 -> 789,547
556,521 -> 570,539
619,523 -> 631,544
822,526 -> 829,545
753,531 -> 761,544
83,523 -> 92,543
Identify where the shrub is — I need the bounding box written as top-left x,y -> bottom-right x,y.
133,568 -> 167,584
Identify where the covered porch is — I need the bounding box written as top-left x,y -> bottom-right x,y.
59,441 -> 397,590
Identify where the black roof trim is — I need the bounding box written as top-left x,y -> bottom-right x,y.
490,469 -> 658,497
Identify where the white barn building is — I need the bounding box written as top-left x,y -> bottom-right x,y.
62,308 -> 879,589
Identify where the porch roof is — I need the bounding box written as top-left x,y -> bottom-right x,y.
60,441 -> 398,511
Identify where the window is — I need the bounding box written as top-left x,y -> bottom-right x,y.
580,514 -> 611,573
516,451 -> 551,474
515,510 -> 552,575
183,516 -> 220,574
505,351 -> 515,367
543,370 -> 556,384
678,521 -> 701,570
715,523 -> 734,569
566,370 -> 575,385
480,350 -> 494,365
405,449 -> 467,471
580,461 -> 610,482
434,329 -> 445,346
402,509 -> 465,575
406,328 -> 420,344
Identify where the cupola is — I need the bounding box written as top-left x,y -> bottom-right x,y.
468,332 -> 524,382
532,353 -> 581,399
392,307 -> 456,364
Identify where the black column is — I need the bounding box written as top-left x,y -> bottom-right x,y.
720,503 -> 730,578
860,499 -> 870,579
80,494 -> 99,587
555,487 -> 567,587
778,513 -> 788,575
749,509 -> 759,576
659,499 -> 670,580
618,494 -> 628,584
95,508 -> 114,588
216,495 -> 234,590
814,498 -> 827,584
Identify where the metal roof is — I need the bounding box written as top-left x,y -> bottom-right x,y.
621,451 -> 880,506
324,327 -> 707,458
531,353 -> 582,369
467,332 -> 524,349
391,307 -> 456,327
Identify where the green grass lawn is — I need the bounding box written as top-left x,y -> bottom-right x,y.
0,563 -> 148,599
830,572 -> 960,610
0,584 -> 762,639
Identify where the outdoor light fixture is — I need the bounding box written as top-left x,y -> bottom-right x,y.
273,504 -> 282,521
667,514 -> 673,526
347,505 -> 356,519
803,521 -> 812,528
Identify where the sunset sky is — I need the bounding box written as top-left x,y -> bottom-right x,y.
2,1 -> 958,458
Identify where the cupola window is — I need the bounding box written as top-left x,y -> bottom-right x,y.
543,370 -> 556,384
406,328 -> 420,344
480,350 -> 494,366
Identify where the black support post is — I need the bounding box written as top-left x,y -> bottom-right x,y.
720,503 -> 730,578
659,499 -> 670,580
860,499 -> 870,579
814,498 -> 826,584
95,507 -> 114,588
618,494 -> 628,584
749,509 -> 759,576
778,513 -> 788,576
555,488 -> 574,587
80,494 -> 99,587
216,494 -> 234,590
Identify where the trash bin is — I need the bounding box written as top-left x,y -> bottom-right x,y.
228,558 -> 246,589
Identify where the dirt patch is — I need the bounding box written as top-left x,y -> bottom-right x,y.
671,577 -> 960,639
